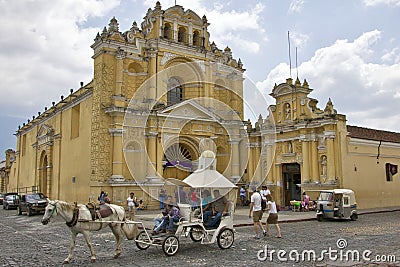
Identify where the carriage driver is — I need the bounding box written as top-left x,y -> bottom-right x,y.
202,189 -> 230,228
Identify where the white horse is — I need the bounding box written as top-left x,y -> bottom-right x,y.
41,200 -> 135,264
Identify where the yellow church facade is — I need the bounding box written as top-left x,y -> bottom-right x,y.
6,2 -> 400,209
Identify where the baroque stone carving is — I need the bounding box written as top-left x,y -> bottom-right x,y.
161,52 -> 178,65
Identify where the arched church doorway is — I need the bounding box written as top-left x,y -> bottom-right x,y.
282,163 -> 301,206
39,152 -> 48,196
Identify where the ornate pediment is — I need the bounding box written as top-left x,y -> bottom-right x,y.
159,100 -> 221,122
37,124 -> 54,146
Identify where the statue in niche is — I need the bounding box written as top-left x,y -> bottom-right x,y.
321,155 -> 327,176
285,103 -> 291,121
287,141 -> 293,153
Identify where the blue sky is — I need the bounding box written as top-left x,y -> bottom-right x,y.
0,0 -> 399,156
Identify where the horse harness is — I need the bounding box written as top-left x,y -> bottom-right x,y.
64,202 -> 114,228
66,202 -> 80,227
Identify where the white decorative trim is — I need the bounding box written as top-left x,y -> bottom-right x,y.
161,52 -> 178,65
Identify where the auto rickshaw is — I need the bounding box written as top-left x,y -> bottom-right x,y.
316,189 -> 358,221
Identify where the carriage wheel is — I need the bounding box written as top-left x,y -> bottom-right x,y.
162,235 -> 179,256
189,227 -> 204,242
217,228 -> 234,249
135,231 -> 151,250
17,206 -> 22,215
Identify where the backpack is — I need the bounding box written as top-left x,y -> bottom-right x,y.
259,192 -> 267,211
261,199 -> 267,211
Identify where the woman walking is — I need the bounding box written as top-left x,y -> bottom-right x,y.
265,194 -> 281,238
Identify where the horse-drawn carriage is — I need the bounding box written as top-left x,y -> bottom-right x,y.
41,151 -> 237,262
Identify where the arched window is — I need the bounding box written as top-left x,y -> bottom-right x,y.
178,27 -> 187,43
193,30 -> 200,46
164,143 -> 193,171
163,23 -> 172,39
167,77 -> 182,106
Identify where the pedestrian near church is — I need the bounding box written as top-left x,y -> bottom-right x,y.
265,194 -> 281,238
98,191 -> 105,203
240,186 -> 246,206
126,192 -> 138,219
159,186 -> 167,209
248,187 -> 266,239
260,185 -> 270,200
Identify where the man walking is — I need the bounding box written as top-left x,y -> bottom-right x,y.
248,187 -> 266,239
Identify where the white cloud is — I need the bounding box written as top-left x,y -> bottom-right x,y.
205,3 -> 265,55
381,48 -> 400,63
290,31 -> 310,49
0,0 -> 120,118
289,0 -> 305,13
257,30 -> 400,132
363,0 -> 400,6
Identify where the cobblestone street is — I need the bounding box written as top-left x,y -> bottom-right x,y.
0,208 -> 399,267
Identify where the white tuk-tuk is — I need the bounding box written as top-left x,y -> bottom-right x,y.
316,189 -> 358,221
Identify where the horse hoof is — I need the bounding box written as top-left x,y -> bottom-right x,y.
91,258 -> 96,263
63,260 -> 69,264
114,253 -> 121,259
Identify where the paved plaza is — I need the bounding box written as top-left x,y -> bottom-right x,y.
0,207 -> 399,266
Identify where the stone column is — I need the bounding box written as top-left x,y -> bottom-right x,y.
173,19 -> 178,41
147,50 -> 158,101
229,139 -> 241,183
146,132 -> 159,182
115,49 -> 125,96
310,141 -> 319,182
188,23 -> 193,45
301,140 -> 310,182
110,128 -> 124,181
254,143 -> 262,185
326,137 -> 336,183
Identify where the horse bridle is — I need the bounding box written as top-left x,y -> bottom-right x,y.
47,202 -> 58,218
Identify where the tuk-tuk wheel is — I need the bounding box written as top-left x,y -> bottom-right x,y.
17,206 -> 22,215
217,228 -> 234,249
162,235 -> 179,256
317,214 -> 324,222
135,231 -> 151,250
350,213 -> 358,221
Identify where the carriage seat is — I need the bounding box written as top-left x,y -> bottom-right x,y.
177,203 -> 193,222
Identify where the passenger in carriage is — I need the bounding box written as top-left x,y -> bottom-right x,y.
153,195 -> 173,233
202,190 -> 229,228
153,203 -> 181,235
193,189 -> 212,217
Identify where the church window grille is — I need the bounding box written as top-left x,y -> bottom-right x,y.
167,77 -> 183,106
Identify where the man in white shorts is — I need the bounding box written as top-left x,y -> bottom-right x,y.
248,187 -> 266,239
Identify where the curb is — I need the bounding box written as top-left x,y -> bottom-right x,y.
234,217 -> 315,228
233,208 -> 400,228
